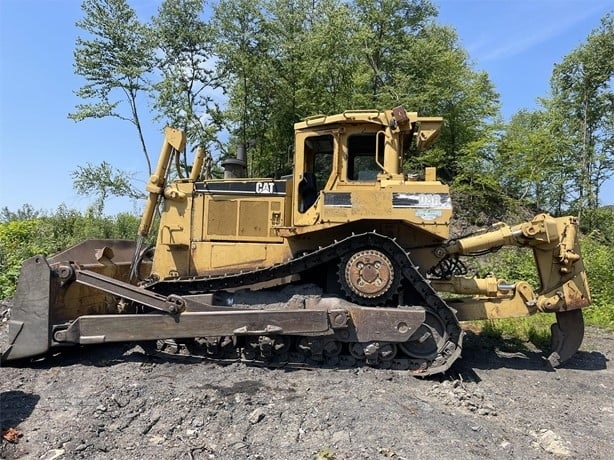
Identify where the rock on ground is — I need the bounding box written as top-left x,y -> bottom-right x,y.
1,320 -> 613,459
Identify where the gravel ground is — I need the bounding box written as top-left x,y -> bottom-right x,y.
1,304 -> 612,460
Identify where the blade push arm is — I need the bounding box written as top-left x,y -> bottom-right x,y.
445,213 -> 581,275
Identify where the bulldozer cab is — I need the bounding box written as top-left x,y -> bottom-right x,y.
292,107 -> 444,228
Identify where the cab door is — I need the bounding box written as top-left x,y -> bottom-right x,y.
292,130 -> 337,226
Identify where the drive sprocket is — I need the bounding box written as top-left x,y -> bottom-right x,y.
338,249 -> 400,306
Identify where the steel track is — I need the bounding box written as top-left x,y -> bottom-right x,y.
145,232 -> 463,375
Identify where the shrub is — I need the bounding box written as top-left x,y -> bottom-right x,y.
0,208 -> 140,298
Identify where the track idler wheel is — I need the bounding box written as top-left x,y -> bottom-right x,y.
298,337 -> 342,361
349,342 -> 398,365
339,249 -> 400,306
399,309 -> 448,361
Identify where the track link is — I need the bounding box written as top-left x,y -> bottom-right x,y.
144,232 -> 463,375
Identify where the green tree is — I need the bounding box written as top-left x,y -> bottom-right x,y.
345,1 -> 501,200
71,0 -> 155,174
214,0 -> 278,176
0,204 -> 41,223
351,0 -> 437,107
397,23 -> 500,184
152,0 -> 222,178
496,109 -> 573,214
71,161 -> 144,216
295,0 -> 359,115
547,13 -> 614,229
256,0 -> 324,176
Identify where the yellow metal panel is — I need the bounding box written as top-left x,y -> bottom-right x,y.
207,198 -> 238,236
151,246 -> 190,278
191,193 -> 205,241
202,196 -> 285,243
239,201 -> 269,237
210,242 -> 267,269
158,195 -> 191,246
189,241 -> 291,274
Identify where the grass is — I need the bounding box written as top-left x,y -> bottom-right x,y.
464,302 -> 614,354
584,303 -> 614,331
464,315 -> 553,351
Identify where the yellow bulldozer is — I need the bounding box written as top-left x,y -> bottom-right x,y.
1,106 -> 591,375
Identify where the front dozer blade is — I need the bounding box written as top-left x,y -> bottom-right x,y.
1,255 -> 54,361
2,239 -> 139,363
547,309 -> 585,368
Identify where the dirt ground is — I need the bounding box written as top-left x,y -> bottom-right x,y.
1,308 -> 612,460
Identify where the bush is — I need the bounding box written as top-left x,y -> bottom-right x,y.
580,234 -> 614,329
0,219 -> 56,298
0,208 -> 140,298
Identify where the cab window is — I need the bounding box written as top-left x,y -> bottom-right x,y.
347,133 -> 384,181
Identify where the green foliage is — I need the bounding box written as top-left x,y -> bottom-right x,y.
152,0 -> 222,169
71,161 -> 144,216
475,316 -> 553,351
0,207 -> 140,299
577,206 -> 614,243
471,232 -> 614,331
71,0 -> 155,173
450,177 -> 519,227
545,13 -> 614,226
399,24 -> 501,184
351,0 -> 438,106
210,0 -> 501,180
471,246 -> 539,288
312,449 -> 336,460
580,234 -> 614,329
0,204 -> 42,223
214,0 -> 363,177
495,109 -> 572,214
0,219 -> 56,298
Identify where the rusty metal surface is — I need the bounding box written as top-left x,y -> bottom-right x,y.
547,309 -> 585,367
1,256 -> 53,361
72,267 -> 186,314
346,306 -> 424,342
341,249 -> 395,299
47,239 -> 137,267
53,310 -> 332,344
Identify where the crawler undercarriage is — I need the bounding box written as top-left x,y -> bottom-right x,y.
1,107 -> 591,375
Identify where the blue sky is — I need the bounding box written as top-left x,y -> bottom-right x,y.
0,0 -> 612,216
